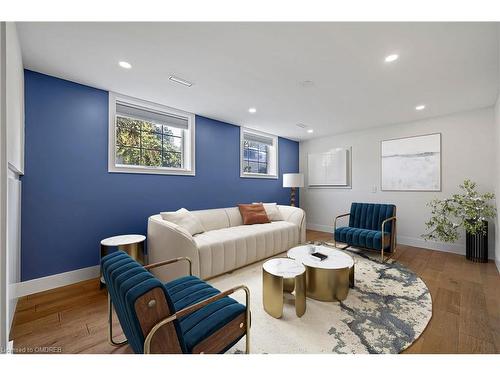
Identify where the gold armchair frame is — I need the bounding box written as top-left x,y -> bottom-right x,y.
381,216 -> 397,262
107,256 -> 251,354
144,256 -> 193,273
333,213 -> 351,249
143,284 -> 250,354
333,212 -> 397,262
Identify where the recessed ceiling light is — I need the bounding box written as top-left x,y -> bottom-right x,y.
307,129 -> 314,134
248,108 -> 257,114
118,61 -> 132,69
169,75 -> 193,87
415,104 -> 426,111
299,80 -> 315,88
384,54 -> 399,63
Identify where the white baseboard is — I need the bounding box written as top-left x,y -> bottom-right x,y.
307,223 -> 335,233
10,265 -> 100,298
397,235 -> 468,256
496,259 -> 500,274
307,222 -> 495,260
6,340 -> 13,354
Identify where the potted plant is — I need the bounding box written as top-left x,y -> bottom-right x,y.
422,179 -> 496,263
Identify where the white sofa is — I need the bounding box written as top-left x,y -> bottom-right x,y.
147,205 -> 306,282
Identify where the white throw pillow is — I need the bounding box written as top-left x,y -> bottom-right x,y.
160,208 -> 205,236
253,202 -> 284,221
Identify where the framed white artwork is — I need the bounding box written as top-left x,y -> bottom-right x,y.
381,133 -> 441,191
308,147 -> 351,188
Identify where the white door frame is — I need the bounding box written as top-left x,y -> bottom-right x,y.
0,21 -> 8,352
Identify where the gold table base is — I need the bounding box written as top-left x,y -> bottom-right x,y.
100,241 -> 145,288
304,264 -> 354,302
263,268 -> 306,319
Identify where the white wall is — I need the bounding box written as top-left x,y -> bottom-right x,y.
300,107 -> 496,259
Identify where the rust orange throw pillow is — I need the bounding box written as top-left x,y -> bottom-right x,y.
238,203 -> 270,225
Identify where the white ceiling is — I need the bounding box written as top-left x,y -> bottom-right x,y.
17,22 -> 499,141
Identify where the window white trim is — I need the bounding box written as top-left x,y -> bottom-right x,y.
240,127 -> 278,179
108,92 -> 195,176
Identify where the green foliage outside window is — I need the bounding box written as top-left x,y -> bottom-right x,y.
422,179 -> 496,242
115,116 -> 183,168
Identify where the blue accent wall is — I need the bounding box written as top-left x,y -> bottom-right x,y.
22,70 -> 299,281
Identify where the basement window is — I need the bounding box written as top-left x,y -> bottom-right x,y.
108,93 -> 195,176
240,128 -> 278,179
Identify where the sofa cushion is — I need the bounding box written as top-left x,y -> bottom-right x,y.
193,221 -> 299,278
164,276 -> 246,353
160,208 -> 206,235
253,202 -> 284,221
192,208 -> 230,231
238,203 -> 270,225
225,207 -> 244,227
335,227 -> 391,250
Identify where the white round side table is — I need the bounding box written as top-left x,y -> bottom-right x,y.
100,234 -> 146,288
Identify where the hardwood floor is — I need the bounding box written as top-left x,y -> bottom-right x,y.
307,230 -> 500,353
11,229 -> 500,354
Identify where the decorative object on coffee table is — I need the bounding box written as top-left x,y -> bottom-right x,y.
99,234 -> 146,288
262,258 -> 306,318
423,179 -> 496,263
283,173 -> 304,207
288,244 -> 354,301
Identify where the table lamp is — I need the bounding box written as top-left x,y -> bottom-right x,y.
283,173 -> 304,207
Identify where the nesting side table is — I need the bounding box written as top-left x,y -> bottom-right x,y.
100,234 -> 146,288
287,244 -> 354,302
262,258 -> 306,319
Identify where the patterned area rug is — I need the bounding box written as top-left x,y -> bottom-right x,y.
210,244 -> 432,354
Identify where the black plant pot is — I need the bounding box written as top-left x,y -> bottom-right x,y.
465,220 -> 488,263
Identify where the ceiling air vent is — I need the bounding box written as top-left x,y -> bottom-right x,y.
169,75 -> 193,87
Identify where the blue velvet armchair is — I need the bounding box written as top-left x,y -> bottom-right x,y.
101,251 -> 250,354
334,202 -> 397,261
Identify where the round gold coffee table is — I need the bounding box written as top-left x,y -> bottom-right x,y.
262,258 -> 306,319
287,245 -> 354,302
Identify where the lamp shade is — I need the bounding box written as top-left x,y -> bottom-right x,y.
283,173 -> 304,188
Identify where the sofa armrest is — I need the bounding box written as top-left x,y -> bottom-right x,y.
278,205 -> 306,243
147,215 -> 200,281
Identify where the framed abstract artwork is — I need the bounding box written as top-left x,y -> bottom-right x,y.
381,133 -> 441,191
307,147 -> 351,188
